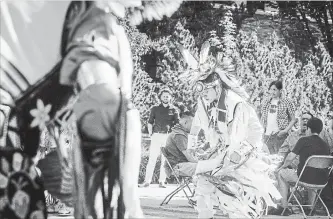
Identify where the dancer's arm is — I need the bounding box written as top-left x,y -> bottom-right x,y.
182,150 -> 198,163
192,98 -> 209,134
227,102 -> 250,152
194,103 -> 249,174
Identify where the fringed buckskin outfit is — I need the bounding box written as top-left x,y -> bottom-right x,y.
179,42 -> 282,218
0,1 -> 182,218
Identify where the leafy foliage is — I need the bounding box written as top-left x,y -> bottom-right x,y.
125,7 -> 332,130
208,12 -> 332,124
155,22 -> 198,111
277,1 -> 333,58
121,20 -> 160,128
124,19 -> 199,130
123,4 -> 332,182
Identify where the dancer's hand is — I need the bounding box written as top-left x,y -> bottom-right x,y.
275,166 -> 284,174
229,151 -> 241,164
277,130 -> 287,137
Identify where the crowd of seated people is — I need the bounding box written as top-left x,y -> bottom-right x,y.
161,105 -> 333,217
270,117 -> 331,215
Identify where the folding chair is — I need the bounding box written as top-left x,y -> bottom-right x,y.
282,155 -> 333,218
160,147 -> 195,207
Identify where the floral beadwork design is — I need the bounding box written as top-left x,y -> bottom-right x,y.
10,190 -> 30,218
29,210 -> 45,219
0,150 -> 46,219
0,196 -> 8,211
29,99 -> 52,131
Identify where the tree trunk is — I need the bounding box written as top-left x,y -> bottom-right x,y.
246,1 -> 258,17
322,5 -> 333,57
329,2 -> 333,26
297,6 -> 315,53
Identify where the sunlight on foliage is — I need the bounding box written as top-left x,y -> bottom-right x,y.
121,10 -> 332,182
123,10 -> 332,130
208,11 -> 332,124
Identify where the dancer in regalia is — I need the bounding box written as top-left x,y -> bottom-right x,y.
179,42 -> 282,218
0,1 -> 182,218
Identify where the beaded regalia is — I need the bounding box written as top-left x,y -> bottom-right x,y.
179,41 -> 282,218
0,1 -> 182,218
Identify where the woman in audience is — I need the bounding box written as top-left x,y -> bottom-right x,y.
261,81 -> 297,154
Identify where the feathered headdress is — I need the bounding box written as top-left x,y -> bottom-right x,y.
94,0 -> 183,26
179,41 -> 249,100
4,1 -> 183,26
178,41 -> 216,85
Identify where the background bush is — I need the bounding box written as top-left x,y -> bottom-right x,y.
127,10 -> 332,128
126,5 -> 332,182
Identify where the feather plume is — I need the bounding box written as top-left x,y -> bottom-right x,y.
94,0 -> 182,26
199,41 -> 211,64
95,1 -> 126,17
129,1 -> 182,25
178,45 -> 198,69
198,148 -> 282,218
4,1 -> 45,23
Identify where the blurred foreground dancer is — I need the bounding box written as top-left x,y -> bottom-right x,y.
0,1 -> 182,218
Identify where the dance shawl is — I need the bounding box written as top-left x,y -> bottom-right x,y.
193,92 -> 281,218
193,89 -> 246,151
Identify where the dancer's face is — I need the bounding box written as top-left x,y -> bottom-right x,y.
203,87 -> 218,104
199,62 -> 215,76
254,98 -> 261,107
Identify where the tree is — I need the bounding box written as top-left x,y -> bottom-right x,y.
120,20 -> 159,128
207,11 -> 332,123
122,19 -> 199,130
122,2 -> 332,128
256,1 -> 333,58
238,31 -> 332,122
129,6 -> 332,182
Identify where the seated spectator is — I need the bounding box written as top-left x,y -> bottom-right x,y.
163,110 -> 198,177
320,117 -> 333,154
272,117 -> 330,215
320,117 -> 333,211
278,112 -> 313,168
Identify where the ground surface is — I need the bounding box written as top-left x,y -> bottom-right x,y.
48,184 -> 329,218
